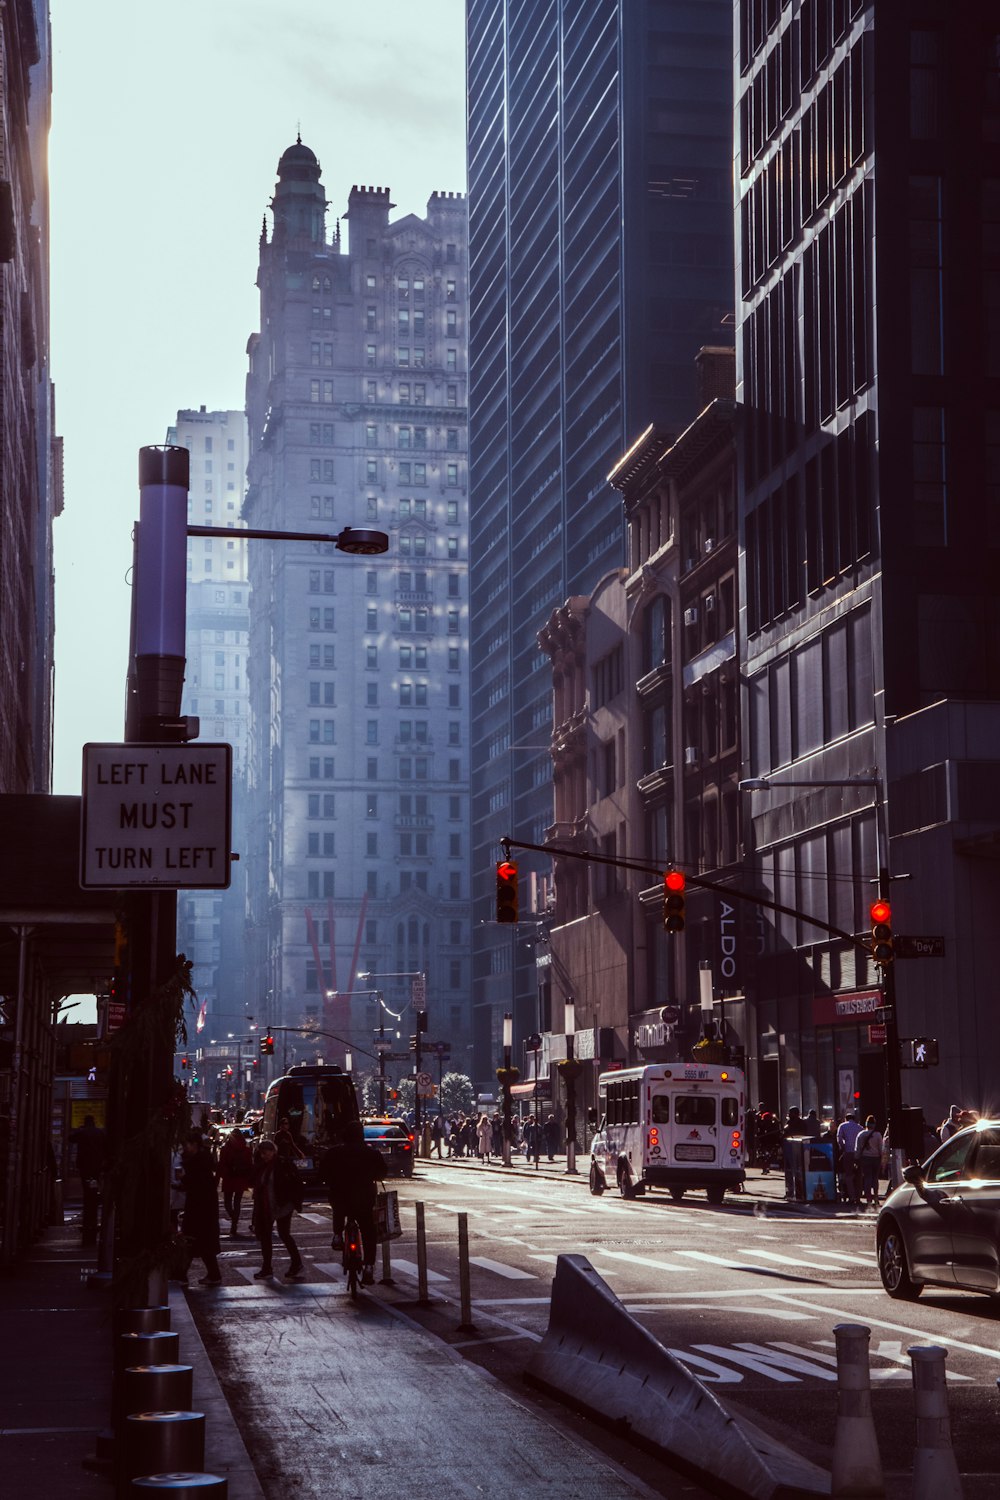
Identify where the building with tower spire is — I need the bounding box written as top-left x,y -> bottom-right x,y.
243,139 -> 471,1077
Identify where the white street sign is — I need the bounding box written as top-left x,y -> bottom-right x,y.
416,1070 -> 433,1091
81,742 -> 232,889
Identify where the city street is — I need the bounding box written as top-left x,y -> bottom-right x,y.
182,1160 -> 1000,1497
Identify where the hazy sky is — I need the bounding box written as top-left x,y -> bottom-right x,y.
48,0 -> 467,796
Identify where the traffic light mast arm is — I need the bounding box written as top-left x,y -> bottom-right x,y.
500,836 -> 864,950
264,1025 -> 379,1063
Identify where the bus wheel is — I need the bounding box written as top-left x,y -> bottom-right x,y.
589,1163 -> 605,1196
706,1185 -> 726,1206
669,1186 -> 684,1203
618,1165 -> 636,1199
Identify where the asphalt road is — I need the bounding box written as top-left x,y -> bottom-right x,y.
184,1159 -> 1000,1497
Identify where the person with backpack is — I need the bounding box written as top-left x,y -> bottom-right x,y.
856,1114 -> 884,1209
251,1139 -> 305,1281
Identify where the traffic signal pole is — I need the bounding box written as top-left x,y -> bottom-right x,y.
876,871 -> 904,1187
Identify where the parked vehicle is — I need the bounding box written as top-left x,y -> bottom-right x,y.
363,1117 -> 415,1177
877,1119 -> 1000,1299
589,1062 -> 746,1204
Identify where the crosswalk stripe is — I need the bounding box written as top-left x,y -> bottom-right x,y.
596,1249 -> 695,1273
298,1212 -> 327,1224
390,1257 -> 450,1283
676,1249 -> 782,1273
796,1247 -> 862,1264
468,1256 -> 537,1280
739,1247 -> 834,1270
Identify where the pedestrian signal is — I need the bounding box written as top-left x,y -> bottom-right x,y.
496,860 -> 519,924
910,1037 -> 939,1068
663,870 -> 686,933
870,899 -> 894,967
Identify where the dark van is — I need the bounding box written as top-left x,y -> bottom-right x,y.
261,1063 -> 360,1189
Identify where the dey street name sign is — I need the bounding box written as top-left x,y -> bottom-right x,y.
80,742 -> 232,890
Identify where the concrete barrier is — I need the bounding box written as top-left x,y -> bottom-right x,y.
525,1254 -> 830,1500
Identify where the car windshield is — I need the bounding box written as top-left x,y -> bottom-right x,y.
365,1124 -> 407,1140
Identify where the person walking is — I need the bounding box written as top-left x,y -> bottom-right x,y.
835,1110 -> 863,1207
543,1114 -> 560,1162
180,1130 -> 222,1285
431,1113 -> 445,1158
252,1138 -> 305,1281
856,1115 -> 884,1209
476,1112 -> 493,1163
70,1114 -> 107,1247
218,1127 -> 255,1237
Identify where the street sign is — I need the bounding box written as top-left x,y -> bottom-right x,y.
427,1040 -> 450,1057
373,1040 -> 393,1053
868,1023 -> 887,1046
416,1070 -> 433,1092
895,935 -> 946,959
411,974 -> 426,1007
80,742 -> 232,889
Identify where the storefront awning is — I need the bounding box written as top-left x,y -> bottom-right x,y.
511,1079 -> 551,1098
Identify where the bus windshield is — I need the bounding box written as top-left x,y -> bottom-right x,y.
263,1070 -> 358,1158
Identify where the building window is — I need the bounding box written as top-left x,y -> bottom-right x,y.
366,423 -> 378,446
448,722 -> 460,746
367,682 -> 378,706
446,463 -> 458,486
367,757 -> 378,780
366,721 -> 378,744
447,609 -> 459,634
366,459 -> 378,483
449,759 -> 460,782
366,344 -> 377,367
367,606 -> 378,630
366,644 -> 378,668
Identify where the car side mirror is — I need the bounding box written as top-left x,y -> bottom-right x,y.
902,1164 -> 924,1187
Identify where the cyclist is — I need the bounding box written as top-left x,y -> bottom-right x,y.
320,1120 -> 385,1284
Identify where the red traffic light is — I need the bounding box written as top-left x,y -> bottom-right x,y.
497,860 -> 517,882
870,899 -> 891,925
496,860 -> 519,923
663,870 -> 686,933
665,870 -> 686,892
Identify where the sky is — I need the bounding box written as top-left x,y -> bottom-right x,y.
47,0 -> 467,798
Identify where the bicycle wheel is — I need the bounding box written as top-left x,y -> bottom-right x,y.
347,1260 -> 359,1298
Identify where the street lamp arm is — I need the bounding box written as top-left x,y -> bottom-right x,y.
187,524 -> 388,554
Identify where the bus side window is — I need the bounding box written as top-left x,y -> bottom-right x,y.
651,1094 -> 670,1125
721,1098 -> 739,1126
628,1080 -> 639,1124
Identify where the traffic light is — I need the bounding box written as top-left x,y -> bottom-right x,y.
260,1035 -> 274,1055
910,1037 -> 939,1068
663,870 -> 686,933
181,1056 -> 188,1070
409,1034 -> 418,1053
417,1009 -> 428,1033
870,900 -> 894,967
496,860 -> 519,923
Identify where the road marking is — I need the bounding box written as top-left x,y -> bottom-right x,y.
297,1212 -> 328,1224
468,1256 -> 537,1280
630,1303 -> 812,1320
390,1257 -> 450,1283
676,1249 -> 802,1276
527,1253 -> 619,1275
814,1337 -> 972,1382
796,1246 -> 866,1264
596,1249 -> 694,1274
768,1292 -> 1000,1362
690,1341 -> 839,1383
739,1247 -> 838,1270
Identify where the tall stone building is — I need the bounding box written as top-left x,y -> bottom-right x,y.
166,407 -> 250,1043
736,0 -> 1000,1126
244,141 -> 471,1078
466,0 -> 736,1077
0,0 -> 58,794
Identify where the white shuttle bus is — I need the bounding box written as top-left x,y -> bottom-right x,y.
589,1062 -> 746,1204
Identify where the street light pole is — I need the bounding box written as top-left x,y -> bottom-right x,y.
497,1012 -> 517,1167
560,997 -> 582,1175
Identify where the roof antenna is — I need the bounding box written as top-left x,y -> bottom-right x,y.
296,121 -> 302,145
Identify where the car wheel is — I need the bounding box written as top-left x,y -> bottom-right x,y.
878,1221 -> 922,1299
669,1186 -> 685,1203
589,1162 -> 605,1196
706,1185 -> 726,1206
618,1164 -> 636,1199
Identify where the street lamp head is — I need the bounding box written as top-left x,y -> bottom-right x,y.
564,997 -> 576,1037
739,777 -> 770,791
335,527 -> 389,555
502,1012 -> 513,1049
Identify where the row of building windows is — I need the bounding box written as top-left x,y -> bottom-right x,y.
364,346 -> 460,372
739,0 -> 866,83
364,307 -> 459,337
364,424 -> 462,450
365,381 -> 461,407
362,460 -> 463,486
364,271 -> 459,299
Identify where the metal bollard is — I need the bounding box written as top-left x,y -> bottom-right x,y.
121,1365 -> 194,1429
129,1477 -> 227,1497
909,1345 -> 963,1500
831,1323 -> 884,1497
457,1212 -> 475,1331
415,1201 -> 429,1305
114,1306 -> 171,1338
380,1232 -> 395,1285
121,1411 -> 205,1492
114,1332 -> 181,1425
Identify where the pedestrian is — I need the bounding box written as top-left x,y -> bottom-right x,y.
856,1115 -> 884,1209
522,1115 -> 537,1163
940,1104 -> 964,1141
802,1108 -> 821,1138
477,1112 -> 493,1163
835,1110 -> 862,1206
491,1113 -> 503,1157
251,1138 -> 305,1281
431,1114 -> 445,1158
180,1129 -> 222,1285
218,1126 -> 255,1237
784,1105 -> 805,1136
275,1116 -> 304,1158
69,1114 -> 107,1247
461,1116 -> 476,1158
543,1115 -> 560,1162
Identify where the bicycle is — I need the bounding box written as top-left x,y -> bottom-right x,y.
342,1215 -> 364,1298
